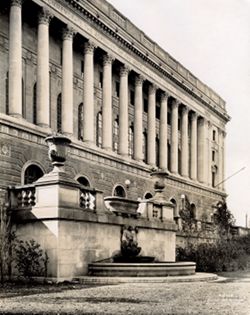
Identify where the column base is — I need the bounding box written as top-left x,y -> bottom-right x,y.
134,157 -> 144,163
37,123 -> 50,129
9,113 -> 22,119
119,153 -> 129,159
102,146 -> 113,152
62,132 -> 73,138
170,170 -> 178,175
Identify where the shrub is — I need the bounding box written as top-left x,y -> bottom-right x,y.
176,237 -> 250,273
14,239 -> 49,280
0,194 -> 13,283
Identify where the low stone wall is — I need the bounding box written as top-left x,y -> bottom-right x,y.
13,207 -> 176,280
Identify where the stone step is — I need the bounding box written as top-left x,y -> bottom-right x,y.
76,272 -> 218,284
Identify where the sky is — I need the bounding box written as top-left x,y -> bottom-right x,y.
108,0 -> 250,227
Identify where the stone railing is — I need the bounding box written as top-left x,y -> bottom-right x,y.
79,187 -> 104,212
9,185 -> 36,210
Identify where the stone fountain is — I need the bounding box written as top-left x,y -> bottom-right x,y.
88,171 -> 196,277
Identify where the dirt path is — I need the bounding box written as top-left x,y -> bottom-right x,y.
0,271 -> 250,315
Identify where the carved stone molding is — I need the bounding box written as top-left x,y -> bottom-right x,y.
62,26 -> 75,40
84,41 -> 96,54
148,83 -> 157,95
218,128 -> 226,138
171,99 -> 180,109
181,105 -> 189,114
38,7 -> 53,25
10,0 -> 22,7
135,74 -> 144,86
160,91 -> 168,102
191,111 -> 198,121
120,65 -> 130,77
103,53 -> 114,66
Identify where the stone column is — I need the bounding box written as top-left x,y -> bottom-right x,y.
159,92 -> 168,170
118,65 -> 129,157
83,41 -> 95,143
62,27 -> 74,135
102,53 -> 113,151
203,119 -> 209,185
222,132 -> 226,191
134,74 -> 144,161
181,106 -> 189,178
197,117 -> 208,184
218,129 -> 225,190
36,8 -> 53,128
207,121 -> 212,186
147,84 -> 156,166
8,0 -> 22,118
190,112 -> 198,181
170,99 -> 179,174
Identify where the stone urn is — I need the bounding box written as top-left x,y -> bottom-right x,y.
104,196 -> 140,218
45,135 -> 71,171
150,171 -> 169,194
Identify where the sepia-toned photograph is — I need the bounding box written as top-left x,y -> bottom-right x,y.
0,0 -> 249,314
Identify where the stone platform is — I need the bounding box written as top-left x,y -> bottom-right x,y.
78,272 -> 218,284
88,261 -> 196,277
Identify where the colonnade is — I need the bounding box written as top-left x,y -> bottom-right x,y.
7,0 -> 225,189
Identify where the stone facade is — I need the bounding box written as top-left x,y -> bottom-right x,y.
0,0 -> 229,231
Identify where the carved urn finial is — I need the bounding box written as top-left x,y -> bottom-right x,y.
150,170 -> 169,194
45,134 -> 71,171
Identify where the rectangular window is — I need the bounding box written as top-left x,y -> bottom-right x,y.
99,72 -> 103,88
212,150 -> 215,162
156,105 -> 160,119
130,90 -> 135,105
167,112 -> 172,125
143,98 -> 148,113
60,47 -> 63,66
115,81 -> 120,97
213,130 -> 216,141
212,172 -> 216,187
81,60 -> 84,76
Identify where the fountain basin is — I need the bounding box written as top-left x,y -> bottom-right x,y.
104,196 -> 139,217
88,261 -> 196,277
113,256 -> 155,263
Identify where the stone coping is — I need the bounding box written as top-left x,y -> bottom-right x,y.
12,207 -> 178,231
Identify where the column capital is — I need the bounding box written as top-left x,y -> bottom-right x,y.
135,74 -> 144,86
120,65 -> 130,77
198,116 -> 207,127
182,105 -> 189,114
62,26 -> 75,40
103,53 -> 114,66
10,0 -> 22,7
172,98 -> 180,109
148,83 -> 157,95
38,7 -> 53,25
84,40 -> 96,54
160,91 -> 168,102
191,111 -> 198,121
218,128 -> 226,137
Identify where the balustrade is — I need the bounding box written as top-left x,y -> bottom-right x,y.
10,185 -> 36,210
79,187 -> 96,211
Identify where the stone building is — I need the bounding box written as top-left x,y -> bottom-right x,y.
0,0 -> 230,227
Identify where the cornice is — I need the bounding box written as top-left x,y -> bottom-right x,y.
61,0 -> 230,123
